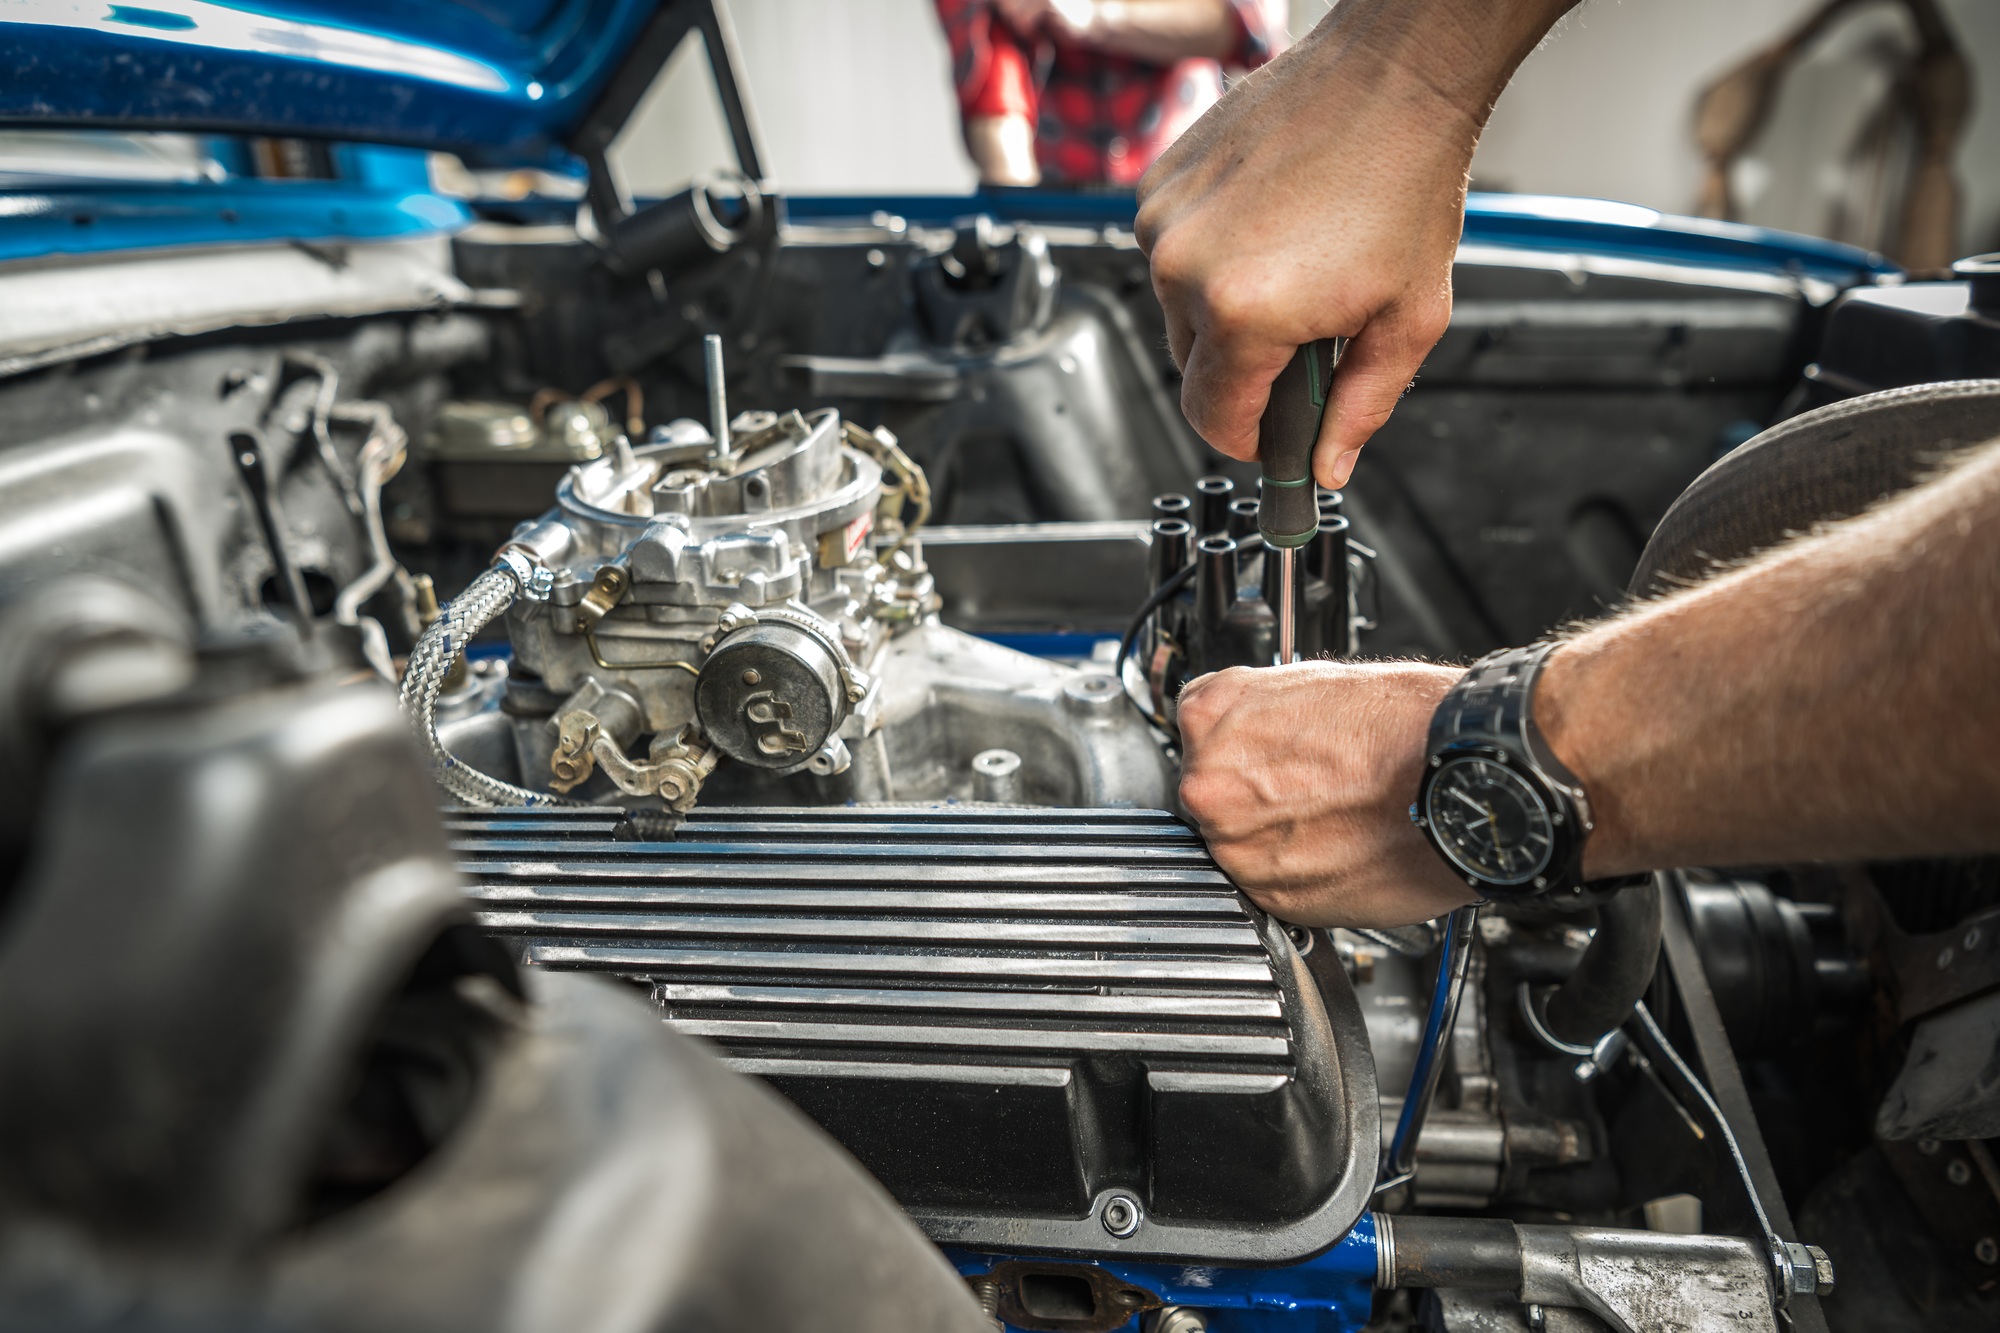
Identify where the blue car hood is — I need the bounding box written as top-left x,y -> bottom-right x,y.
0,0 -> 669,161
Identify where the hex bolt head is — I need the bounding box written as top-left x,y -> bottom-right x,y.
1784,1242 -> 1836,1297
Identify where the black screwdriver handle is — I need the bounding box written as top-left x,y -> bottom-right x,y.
1256,338 -> 1343,550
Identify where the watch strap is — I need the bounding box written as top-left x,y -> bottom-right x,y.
1424,641 -> 1595,884
1428,643 -> 1569,779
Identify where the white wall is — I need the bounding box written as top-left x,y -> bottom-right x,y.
725,0 -> 979,193
623,0 -> 1999,253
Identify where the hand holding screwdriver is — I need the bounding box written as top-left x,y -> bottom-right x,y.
1256,338 -> 1342,664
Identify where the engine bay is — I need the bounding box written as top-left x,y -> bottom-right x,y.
0,182 -> 1997,1333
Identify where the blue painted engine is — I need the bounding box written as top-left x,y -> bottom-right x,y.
946,1221 -> 1381,1333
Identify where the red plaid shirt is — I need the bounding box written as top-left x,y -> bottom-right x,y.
938,0 -> 1272,187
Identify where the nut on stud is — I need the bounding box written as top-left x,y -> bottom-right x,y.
1783,1241 -> 1836,1297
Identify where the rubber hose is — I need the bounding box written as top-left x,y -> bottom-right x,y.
1542,878 -> 1663,1049
397,565 -> 581,809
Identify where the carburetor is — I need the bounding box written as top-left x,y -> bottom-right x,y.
500,385 -> 933,811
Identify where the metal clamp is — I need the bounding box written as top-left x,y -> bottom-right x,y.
495,548 -> 555,602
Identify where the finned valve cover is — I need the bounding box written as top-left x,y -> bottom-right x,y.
453,805 -> 1379,1262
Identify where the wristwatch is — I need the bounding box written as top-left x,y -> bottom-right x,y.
1411,643 -> 1594,898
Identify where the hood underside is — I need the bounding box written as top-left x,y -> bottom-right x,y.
0,0 -> 670,162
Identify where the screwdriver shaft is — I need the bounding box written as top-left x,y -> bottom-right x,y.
1275,545 -> 1299,665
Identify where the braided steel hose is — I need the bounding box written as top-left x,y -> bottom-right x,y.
398,564 -> 580,808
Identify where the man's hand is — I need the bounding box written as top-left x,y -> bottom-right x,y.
1178,661 -> 1477,927
1180,440 -> 2000,929
1135,0 -> 1577,487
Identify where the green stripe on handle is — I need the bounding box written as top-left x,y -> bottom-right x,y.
1257,339 -> 1342,548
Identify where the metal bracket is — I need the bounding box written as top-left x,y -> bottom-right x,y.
572,564 -> 629,633
565,0 -> 765,230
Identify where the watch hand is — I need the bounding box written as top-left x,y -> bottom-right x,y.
1447,788 -> 1487,814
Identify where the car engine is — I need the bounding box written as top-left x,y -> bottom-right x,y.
1,161 -> 1998,1333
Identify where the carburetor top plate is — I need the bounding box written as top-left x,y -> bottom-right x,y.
549,408 -> 881,567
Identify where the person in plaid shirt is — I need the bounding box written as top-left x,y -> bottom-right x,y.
937,0 -> 1274,188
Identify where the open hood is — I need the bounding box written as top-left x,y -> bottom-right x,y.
0,0 -> 759,171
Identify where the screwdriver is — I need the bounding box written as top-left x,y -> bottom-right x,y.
1256,338 -> 1343,664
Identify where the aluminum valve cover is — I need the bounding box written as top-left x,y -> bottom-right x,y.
451,806 -> 1378,1262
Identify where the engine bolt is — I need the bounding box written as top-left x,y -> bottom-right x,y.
1100,1193 -> 1143,1238
742,669 -> 762,686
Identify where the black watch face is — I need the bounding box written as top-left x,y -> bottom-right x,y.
1425,755 -> 1555,887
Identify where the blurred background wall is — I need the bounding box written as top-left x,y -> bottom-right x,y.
1459,0 -> 2000,261
622,0 -> 1998,259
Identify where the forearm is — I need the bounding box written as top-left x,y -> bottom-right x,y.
1541,441 -> 2000,876
1290,0 -> 1582,132
1069,0 -> 1241,63
964,114 -> 1040,186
